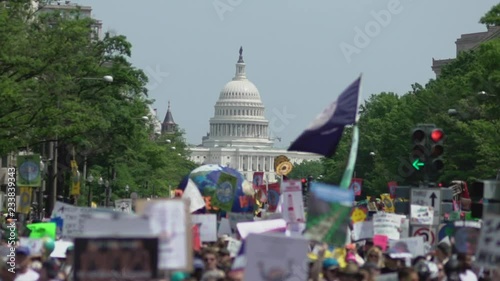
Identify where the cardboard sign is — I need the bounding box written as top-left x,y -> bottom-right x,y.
475,213 -> 500,268
281,180 -> 305,223
244,233 -> 309,281
74,237 -> 158,281
454,220 -> 481,255
135,199 -> 192,271
410,204 -> 434,225
191,214 -> 217,242
373,213 -> 403,240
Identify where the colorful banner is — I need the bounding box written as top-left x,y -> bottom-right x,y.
265,183 -> 281,212
252,172 -> 264,188
381,193 -> 395,213
305,182 -> 354,247
16,154 -> 41,187
213,172 -> 237,211
349,178 -> 363,196
17,186 -> 32,214
388,181 -> 398,199
70,160 -> 81,196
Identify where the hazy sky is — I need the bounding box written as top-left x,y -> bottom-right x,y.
79,0 -> 497,147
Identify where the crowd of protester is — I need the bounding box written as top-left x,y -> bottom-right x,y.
1,215 -> 498,281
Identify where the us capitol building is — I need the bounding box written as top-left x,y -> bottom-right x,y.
186,47 -> 322,182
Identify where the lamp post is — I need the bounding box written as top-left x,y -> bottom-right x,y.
87,174 -> 94,207
104,180 -> 110,207
125,185 -> 130,198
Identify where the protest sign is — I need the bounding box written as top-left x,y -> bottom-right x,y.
281,180 -> 305,223
114,199 -> 133,213
228,212 -> 254,234
237,219 -> 287,239
217,218 -> 232,237
244,233 -> 309,281
74,237 -> 158,281
192,214 -> 217,242
410,204 -> 434,225
475,213 -> 500,268
454,220 -> 481,255
352,221 -> 373,241
305,183 -> 354,247
81,217 -> 152,237
19,238 -> 44,256
373,213 -> 402,240
135,199 -> 192,271
388,236 -> 425,257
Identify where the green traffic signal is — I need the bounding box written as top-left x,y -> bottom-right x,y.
412,159 -> 425,170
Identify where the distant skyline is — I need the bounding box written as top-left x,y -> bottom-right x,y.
79,0 -> 498,147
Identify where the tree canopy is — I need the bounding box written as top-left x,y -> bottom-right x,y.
0,0 -> 196,204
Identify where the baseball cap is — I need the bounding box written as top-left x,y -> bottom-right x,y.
323,258 -> 339,270
15,246 -> 30,256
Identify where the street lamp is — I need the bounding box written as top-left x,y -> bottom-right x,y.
104,180 -> 110,207
82,75 -> 113,83
87,174 -> 94,207
125,185 -> 130,197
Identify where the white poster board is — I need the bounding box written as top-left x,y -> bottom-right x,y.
352,221 -> 374,241
475,213 -> 500,268
51,202 -> 93,238
388,236 -> 425,257
373,213 -> 402,240
410,204 -> 434,225
81,217 -> 153,237
237,219 -> 287,239
244,233 -> 309,281
135,199 -> 192,271
281,180 -> 305,223
192,214 -> 217,242
114,199 -> 133,213
228,212 -> 254,234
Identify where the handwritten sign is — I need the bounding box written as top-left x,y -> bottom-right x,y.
52,202 -> 93,238
410,204 -> 434,225
373,213 -> 403,240
352,221 -> 373,241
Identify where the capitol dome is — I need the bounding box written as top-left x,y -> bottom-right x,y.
202,47 -> 273,148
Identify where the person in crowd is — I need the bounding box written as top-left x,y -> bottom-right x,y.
39,259 -> 63,281
436,262 -> 446,281
457,253 -> 478,281
322,258 -> 340,281
337,263 -> 363,281
364,247 -> 384,269
200,248 -> 225,281
0,258 -> 16,281
398,267 -> 419,281
433,242 -> 451,265
359,262 -> 379,281
357,239 -> 373,260
380,253 -> 402,274
13,247 -> 39,281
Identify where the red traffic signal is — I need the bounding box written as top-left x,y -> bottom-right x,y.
301,178 -> 307,184
431,129 -> 444,143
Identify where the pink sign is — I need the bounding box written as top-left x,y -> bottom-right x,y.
373,234 -> 388,251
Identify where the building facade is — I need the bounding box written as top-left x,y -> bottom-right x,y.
432,26 -> 500,77
188,48 -> 322,182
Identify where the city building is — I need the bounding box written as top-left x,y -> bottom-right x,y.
186,47 -> 322,182
432,26 -> 500,77
161,101 -> 177,135
33,0 -> 102,39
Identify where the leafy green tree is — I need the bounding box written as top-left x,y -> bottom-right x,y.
287,160 -> 324,180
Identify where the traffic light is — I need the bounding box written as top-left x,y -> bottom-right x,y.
301,178 -> 308,196
409,124 -> 445,183
429,128 -> 445,173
